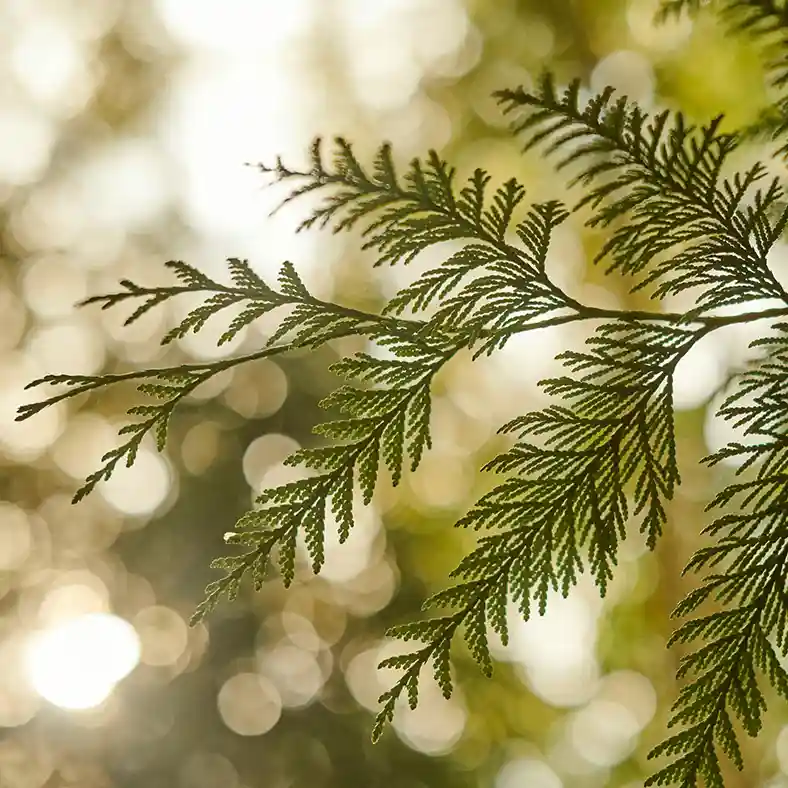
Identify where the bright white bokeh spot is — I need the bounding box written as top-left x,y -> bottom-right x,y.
496,758 -> 562,788
159,59 -> 306,237
156,0 -> 313,52
217,672 -> 282,736
569,698 -> 642,767
340,0 -> 471,103
492,325 -> 566,391
257,644 -> 326,708
345,646 -> 385,712
497,587 -> 601,707
672,334 -> 727,411
591,50 -> 655,106
243,433 -> 300,490
224,359 -> 290,419
27,319 -> 106,377
0,106 -> 55,185
101,445 -> 172,516
22,254 -> 88,319
280,612 -> 322,653
597,670 -> 657,730
392,678 -> 467,755
10,21 -> 93,117
26,613 -> 140,710
78,139 -> 170,230
52,414 -> 117,481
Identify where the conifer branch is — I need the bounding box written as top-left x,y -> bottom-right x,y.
19,347 -> 286,503
18,33 -> 788,778
17,258 -> 447,503
497,76 -> 788,315
193,345 -> 449,622
192,185 -> 584,619
647,324 -> 788,786
253,139 -> 577,320
374,321 -> 703,736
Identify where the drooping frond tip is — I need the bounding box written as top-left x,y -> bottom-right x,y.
647,324 -> 788,786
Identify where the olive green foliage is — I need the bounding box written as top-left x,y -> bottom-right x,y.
17,1 -> 788,785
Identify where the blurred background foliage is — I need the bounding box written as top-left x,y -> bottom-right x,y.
1,0 -> 788,786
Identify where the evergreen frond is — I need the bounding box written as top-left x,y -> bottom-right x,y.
648,324 -> 788,785
254,139 -> 574,320
196,334 -> 453,598
375,322 -> 696,738
496,76 -> 788,314
18,352 -> 279,503
18,258 -> 440,502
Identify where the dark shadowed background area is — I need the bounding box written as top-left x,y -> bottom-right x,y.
1,1 -> 787,786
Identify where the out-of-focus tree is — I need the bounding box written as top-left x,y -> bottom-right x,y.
2,2 -> 788,788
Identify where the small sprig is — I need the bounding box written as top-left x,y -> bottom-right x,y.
82,257 -> 415,349
497,75 -> 788,315
648,324 -> 788,787
192,333 -> 453,622
18,352 -> 279,503
18,259 -> 438,502
256,138 -> 574,314
374,321 -> 697,738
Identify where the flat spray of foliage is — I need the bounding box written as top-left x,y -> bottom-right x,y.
18,1 -> 788,785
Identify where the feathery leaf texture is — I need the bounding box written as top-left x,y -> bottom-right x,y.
497,75 -> 788,316
372,321 -> 694,740
196,333 -> 453,615
17,10 -> 788,780
256,137 -> 578,351
647,325 -> 788,787
17,258 -> 436,502
195,144 -> 580,618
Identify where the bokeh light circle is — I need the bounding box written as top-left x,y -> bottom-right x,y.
26,613 -> 141,710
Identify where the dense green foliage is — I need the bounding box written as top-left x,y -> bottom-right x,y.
17,1 -> 788,785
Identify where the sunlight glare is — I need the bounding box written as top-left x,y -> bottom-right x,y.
156,0 -> 312,53
672,334 -> 727,411
26,613 -> 140,710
